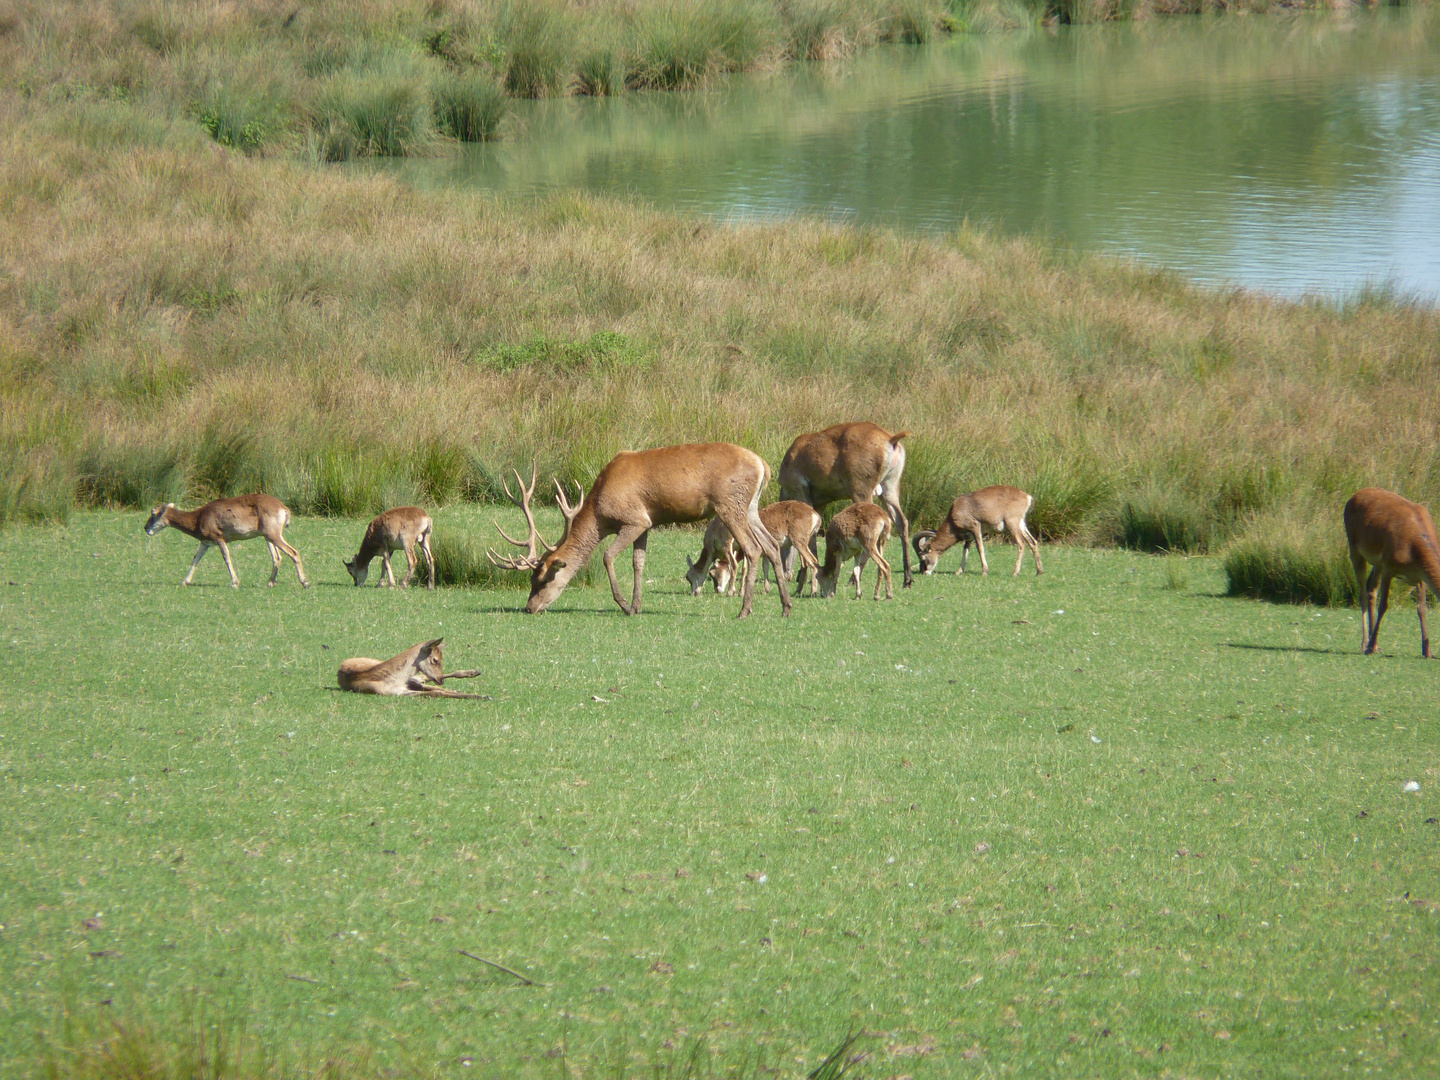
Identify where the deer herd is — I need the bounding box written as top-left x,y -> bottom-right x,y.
142,422 -> 1440,660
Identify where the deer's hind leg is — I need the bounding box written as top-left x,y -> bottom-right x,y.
267,541 -> 284,586
1417,582 -> 1431,659
217,538 -> 241,589
420,533 -> 436,590
264,528 -> 310,587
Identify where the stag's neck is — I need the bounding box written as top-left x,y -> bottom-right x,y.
554,507 -> 604,568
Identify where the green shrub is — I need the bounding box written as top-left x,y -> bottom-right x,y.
627,4 -> 723,91
431,70 -> 507,142
194,86 -> 284,154
470,331 -> 648,373
1026,464 -> 1112,541
0,449 -> 73,528
432,528 -> 510,588
575,48 -> 624,96
76,442 -> 187,509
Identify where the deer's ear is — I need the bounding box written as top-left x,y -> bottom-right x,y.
419,637 -> 443,657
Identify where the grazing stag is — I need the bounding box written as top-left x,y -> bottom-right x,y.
913,486 -> 1044,577
1344,488 -> 1440,658
489,445 -> 792,618
337,638 -> 483,698
779,422 -> 914,589
344,507 -> 436,590
817,503 -> 894,600
144,494 -> 309,589
686,500 -> 823,597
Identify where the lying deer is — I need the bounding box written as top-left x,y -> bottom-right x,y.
686,501 -> 822,597
144,493 -> 309,589
1344,487 -> 1440,657
817,503 -> 894,600
344,507 -> 436,590
337,638 -> 483,698
912,485 -> 1043,577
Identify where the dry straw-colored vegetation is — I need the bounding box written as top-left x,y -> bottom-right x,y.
0,1 -> 1437,605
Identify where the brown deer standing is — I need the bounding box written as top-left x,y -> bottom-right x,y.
779,422 -> 913,589
337,638 -> 483,697
686,500 -> 823,597
144,494 -> 309,589
489,445 -> 792,619
912,486 -> 1044,577
1344,488 -> 1440,658
344,507 -> 436,590
816,503 -> 894,600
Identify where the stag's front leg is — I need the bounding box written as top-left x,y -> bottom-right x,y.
630,530 -> 650,614
602,524 -> 648,616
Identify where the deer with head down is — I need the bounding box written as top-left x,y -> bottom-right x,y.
344,507 -> 436,590
913,486 -> 1043,578
1344,487 -> 1440,658
816,503 -> 894,600
337,638 -> 483,698
686,500 -> 822,597
779,422 -> 913,589
143,493 -> 309,589
489,444 -> 792,618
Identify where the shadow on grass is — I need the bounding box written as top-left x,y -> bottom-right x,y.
1224,642 -> 1349,656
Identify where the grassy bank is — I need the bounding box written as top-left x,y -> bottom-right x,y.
2,78 -> 1439,602
2,511 -> 1439,1078
1,1 -> 1416,167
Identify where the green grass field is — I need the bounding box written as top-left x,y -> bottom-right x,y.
1,508 -> 1437,1077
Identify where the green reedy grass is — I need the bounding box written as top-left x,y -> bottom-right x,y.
430,68 -> 506,142
4,512 -> 1440,1076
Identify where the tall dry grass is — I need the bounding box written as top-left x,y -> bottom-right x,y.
0,60 -> 1436,600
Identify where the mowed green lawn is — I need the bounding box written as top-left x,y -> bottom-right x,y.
1,508 -> 1437,1078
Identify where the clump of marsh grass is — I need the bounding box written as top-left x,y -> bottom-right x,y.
1223,507 -> 1357,607
1162,552 -> 1190,591
1117,485 -> 1212,553
498,1 -> 573,98
431,70 -> 507,142
311,54 -> 439,160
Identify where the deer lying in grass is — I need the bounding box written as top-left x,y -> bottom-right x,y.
913,486 -> 1043,577
1344,487 -> 1440,658
817,503 -> 894,600
144,494 -> 309,588
344,507 -> 436,590
779,422 -> 913,588
337,638 -> 483,698
686,501 -> 822,597
490,446 -> 791,618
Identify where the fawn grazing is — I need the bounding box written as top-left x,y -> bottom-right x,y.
144,494 -> 309,589
337,638 -> 483,698
913,486 -> 1043,577
344,507 -> 436,589
686,500 -> 821,597
490,446 -> 791,618
816,503 -> 894,600
779,422 -> 913,588
1344,488 -> 1440,658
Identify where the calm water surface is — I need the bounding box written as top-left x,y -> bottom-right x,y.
387,10 -> 1440,300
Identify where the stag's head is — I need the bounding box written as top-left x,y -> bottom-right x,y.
488,465 -> 587,613
912,530 -> 939,574
144,504 -> 175,536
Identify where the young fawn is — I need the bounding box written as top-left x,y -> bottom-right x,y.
337,639 -> 483,698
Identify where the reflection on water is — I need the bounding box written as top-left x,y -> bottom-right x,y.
380,9 -> 1440,300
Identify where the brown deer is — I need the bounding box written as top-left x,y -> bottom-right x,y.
344,507 -> 436,590
489,446 -> 792,619
816,503 -> 894,600
912,486 -> 1044,577
337,638 -> 483,697
144,494 -> 309,589
1344,488 -> 1440,658
779,422 -> 913,589
686,500 -> 823,597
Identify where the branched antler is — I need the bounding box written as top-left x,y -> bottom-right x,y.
487,463 -> 552,569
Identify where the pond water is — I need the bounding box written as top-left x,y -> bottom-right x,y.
384,9 -> 1440,300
